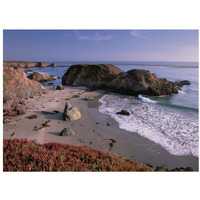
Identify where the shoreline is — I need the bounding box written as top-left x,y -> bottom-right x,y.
3,86 -> 199,171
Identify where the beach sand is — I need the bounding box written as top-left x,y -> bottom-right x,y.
3,86 -> 198,171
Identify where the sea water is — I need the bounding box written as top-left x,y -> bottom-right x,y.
26,61 -> 199,157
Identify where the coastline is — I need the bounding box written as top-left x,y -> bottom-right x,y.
3,86 -> 198,171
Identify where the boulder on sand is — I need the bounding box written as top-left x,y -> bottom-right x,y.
63,102 -> 81,121
56,84 -> 64,90
59,128 -> 75,136
28,72 -> 56,82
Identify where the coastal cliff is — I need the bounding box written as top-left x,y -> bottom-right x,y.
3,61 -> 49,68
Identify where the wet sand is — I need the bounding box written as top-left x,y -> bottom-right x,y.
3,86 -> 198,171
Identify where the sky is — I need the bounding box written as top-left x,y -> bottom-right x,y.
3,30 -> 199,62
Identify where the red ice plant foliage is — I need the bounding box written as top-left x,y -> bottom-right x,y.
3,139 -> 151,172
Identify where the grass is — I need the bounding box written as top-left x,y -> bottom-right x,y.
3,139 -> 151,172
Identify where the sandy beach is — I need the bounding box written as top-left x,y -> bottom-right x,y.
3,85 -> 198,171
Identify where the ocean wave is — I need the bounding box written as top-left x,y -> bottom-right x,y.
138,94 -> 157,104
99,94 -> 199,157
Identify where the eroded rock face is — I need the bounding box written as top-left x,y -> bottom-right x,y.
109,69 -> 178,96
62,64 -> 180,96
3,65 -> 44,122
3,66 -> 44,98
63,102 -> 81,121
62,64 -> 123,89
28,72 -> 55,82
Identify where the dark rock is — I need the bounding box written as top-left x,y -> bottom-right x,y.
109,69 -> 178,96
116,110 -> 130,116
62,64 -> 123,89
62,64 -> 180,96
28,72 -> 55,82
49,63 -> 56,67
155,166 -> 193,172
175,80 -> 191,87
155,167 -> 168,172
107,123 -> 111,126
56,84 -> 64,90
59,128 -> 75,136
28,114 -> 38,119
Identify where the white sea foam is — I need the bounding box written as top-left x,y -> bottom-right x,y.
178,90 -> 185,94
99,94 -> 199,157
138,94 -> 157,104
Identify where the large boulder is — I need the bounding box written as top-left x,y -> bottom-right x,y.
28,72 -> 56,82
63,102 -> 81,121
62,64 -> 123,89
109,69 -> 178,96
3,66 -> 44,98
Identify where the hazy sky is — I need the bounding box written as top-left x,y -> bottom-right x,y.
3,30 -> 198,62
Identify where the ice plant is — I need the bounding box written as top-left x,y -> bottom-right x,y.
3,139 -> 151,172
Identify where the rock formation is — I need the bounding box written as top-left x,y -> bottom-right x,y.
59,128 -> 75,136
62,64 -> 181,96
63,102 -> 81,121
3,65 -> 44,122
3,66 -> 44,98
4,61 -> 49,68
108,69 -> 178,96
28,72 -> 55,82
62,64 -> 123,89
56,84 -> 64,90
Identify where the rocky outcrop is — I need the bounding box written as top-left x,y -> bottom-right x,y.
175,80 -> 191,87
4,61 -> 49,68
108,69 -> 178,96
3,65 -> 44,122
3,66 -> 44,98
59,128 -> 75,136
62,64 -> 180,96
62,64 -> 123,89
63,102 -> 81,121
28,72 -> 55,82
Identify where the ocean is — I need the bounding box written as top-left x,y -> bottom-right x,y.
26,61 -> 199,157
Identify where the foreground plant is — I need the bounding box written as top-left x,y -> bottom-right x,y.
3,139 -> 151,172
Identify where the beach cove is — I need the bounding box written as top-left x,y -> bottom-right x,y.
3,84 -> 198,171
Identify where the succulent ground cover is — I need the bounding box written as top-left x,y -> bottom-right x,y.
3,139 -> 151,172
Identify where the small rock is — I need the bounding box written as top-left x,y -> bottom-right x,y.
85,97 -> 94,101
28,114 -> 38,119
116,110 -> 130,116
59,128 -> 75,136
107,123 -> 111,126
56,84 -> 64,90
